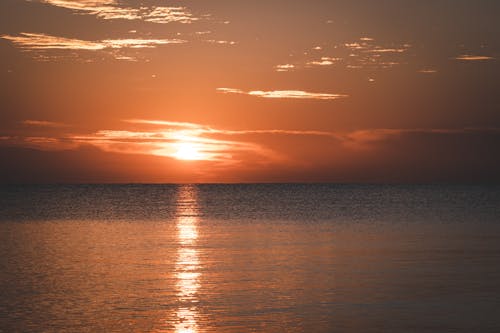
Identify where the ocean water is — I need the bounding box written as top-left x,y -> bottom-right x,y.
1,184 -> 499,332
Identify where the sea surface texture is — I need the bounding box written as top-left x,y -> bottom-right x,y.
1,184 -> 499,332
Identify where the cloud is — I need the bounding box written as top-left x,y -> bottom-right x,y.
454,55 -> 495,61
34,0 -> 200,24
2,119 -> 344,163
35,0 -> 141,20
124,119 -> 203,129
418,69 -> 438,74
216,88 -> 348,100
2,33 -> 185,50
4,120 -> 272,162
275,38 -> 412,72
36,0 -> 115,10
343,128 -> 500,147
274,64 -> 295,72
2,33 -> 105,50
125,119 -> 341,138
22,120 -> 67,127
128,123 -> 475,150
142,6 -> 200,24
3,121 -> 499,183
68,127 -> 268,163
204,40 -> 237,45
365,48 -> 407,53
306,57 -> 342,67
344,40 -> 411,53
1,33 -> 185,60
101,38 -> 185,49
344,42 -> 366,51
4,116 -> 500,184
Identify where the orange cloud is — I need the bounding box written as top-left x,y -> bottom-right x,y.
366,48 -> 408,53
1,119 -> 343,165
2,33 -> 185,50
306,57 -> 342,66
68,128 -> 270,164
36,0 -> 200,23
1,33 -> 186,61
216,88 -> 348,100
343,128 -> 500,148
5,118 -> 499,172
125,119 -> 341,138
124,119 -> 203,129
418,69 -> 438,74
2,33 -> 105,50
143,6 -> 200,24
454,55 -> 495,61
274,64 -> 295,72
276,38 -> 412,72
22,120 -> 68,127
204,40 -> 237,45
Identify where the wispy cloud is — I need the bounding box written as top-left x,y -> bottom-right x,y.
125,119 -> 341,138
365,48 -> 407,54
277,37 -> 412,71
306,57 -> 341,67
142,6 -> 200,24
36,0 -> 115,10
101,38 -> 185,48
3,118 -> 343,162
2,33 -> 105,50
124,119 -> 203,129
67,122 -> 275,163
4,119 -> 270,162
216,88 -> 348,100
2,33 -> 185,50
204,40 -> 237,45
454,55 -> 495,61
343,128 -> 500,147
274,64 -> 295,72
35,0 -> 201,24
1,32 -> 185,60
70,130 -> 250,161
22,120 -> 67,127
418,69 -> 438,74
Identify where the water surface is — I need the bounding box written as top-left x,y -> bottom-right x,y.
1,184 -> 499,332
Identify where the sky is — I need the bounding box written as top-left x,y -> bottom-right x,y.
0,0 -> 499,183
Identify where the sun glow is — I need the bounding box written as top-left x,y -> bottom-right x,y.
174,142 -> 204,160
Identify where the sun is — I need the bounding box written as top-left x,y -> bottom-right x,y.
173,142 -> 203,160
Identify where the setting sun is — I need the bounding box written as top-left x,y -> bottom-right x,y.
173,142 -> 203,161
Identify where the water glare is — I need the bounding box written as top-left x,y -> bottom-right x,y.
174,185 -> 200,333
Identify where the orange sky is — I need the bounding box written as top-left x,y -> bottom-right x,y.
1,0 -> 499,183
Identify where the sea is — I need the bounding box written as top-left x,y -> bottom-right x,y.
1,184 -> 499,332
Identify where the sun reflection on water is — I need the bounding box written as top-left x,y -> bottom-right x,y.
174,185 -> 200,333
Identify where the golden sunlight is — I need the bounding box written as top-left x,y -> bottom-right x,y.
174,185 -> 200,333
173,142 -> 204,161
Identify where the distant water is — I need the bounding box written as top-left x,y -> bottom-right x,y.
1,184 -> 499,332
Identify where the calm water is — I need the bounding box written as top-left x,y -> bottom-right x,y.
1,184 -> 499,332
